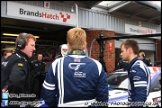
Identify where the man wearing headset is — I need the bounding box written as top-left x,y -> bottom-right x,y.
139,52 -> 152,66
1,33 -> 36,107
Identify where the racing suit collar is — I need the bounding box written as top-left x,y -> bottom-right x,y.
125,56 -> 139,72
68,49 -> 86,55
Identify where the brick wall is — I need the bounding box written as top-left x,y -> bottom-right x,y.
86,30 -> 115,73
156,40 -> 161,62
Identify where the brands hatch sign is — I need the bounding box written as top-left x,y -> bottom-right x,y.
125,24 -> 156,35
7,1 -> 76,26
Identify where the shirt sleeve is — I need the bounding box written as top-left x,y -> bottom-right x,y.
42,62 -> 46,72
130,64 -> 150,102
6,61 -> 27,93
96,66 -> 109,103
41,62 -> 58,107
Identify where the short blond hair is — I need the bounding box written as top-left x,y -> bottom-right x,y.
67,28 -> 86,50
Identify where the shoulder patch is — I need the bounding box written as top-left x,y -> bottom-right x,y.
18,63 -> 23,67
2,61 -> 8,67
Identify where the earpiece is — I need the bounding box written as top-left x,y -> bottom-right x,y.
17,33 -> 27,49
141,52 -> 145,57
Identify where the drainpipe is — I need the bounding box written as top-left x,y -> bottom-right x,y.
75,4 -> 78,28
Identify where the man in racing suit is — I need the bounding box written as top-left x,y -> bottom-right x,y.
120,39 -> 151,107
54,44 -> 68,60
41,27 -> 108,107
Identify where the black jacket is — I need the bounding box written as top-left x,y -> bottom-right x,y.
116,60 -> 128,70
143,58 -> 152,66
1,55 -> 12,74
30,59 -> 46,98
1,50 -> 31,94
31,60 -> 46,75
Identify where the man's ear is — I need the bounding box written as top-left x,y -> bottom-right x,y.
127,47 -> 132,54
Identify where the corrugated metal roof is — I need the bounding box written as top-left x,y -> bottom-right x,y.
77,1 -> 161,25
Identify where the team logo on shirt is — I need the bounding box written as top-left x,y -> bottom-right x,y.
74,58 -> 80,62
2,61 -> 8,67
74,71 -> 86,78
72,50 -> 83,55
18,63 -> 23,67
133,76 -> 141,80
130,69 -> 136,73
69,63 -> 86,71
69,63 -> 86,78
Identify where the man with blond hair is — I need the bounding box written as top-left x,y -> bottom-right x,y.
41,28 -> 108,107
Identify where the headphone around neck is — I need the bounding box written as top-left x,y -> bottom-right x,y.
17,33 -> 27,49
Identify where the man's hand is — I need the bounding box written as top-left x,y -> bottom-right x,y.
2,85 -> 8,92
2,89 -> 8,93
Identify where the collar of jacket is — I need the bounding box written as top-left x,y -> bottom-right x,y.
125,56 -> 139,72
68,49 -> 86,55
15,50 -> 30,62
